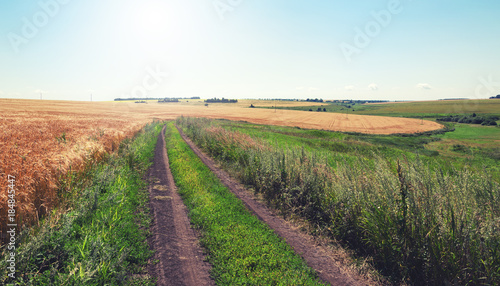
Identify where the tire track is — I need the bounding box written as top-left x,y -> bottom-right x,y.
147,125 -> 214,286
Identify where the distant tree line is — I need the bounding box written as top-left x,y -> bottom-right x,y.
437,113 -> 498,126
114,96 -> 200,101
490,95 -> 500,99
243,98 -> 389,104
305,99 -> 391,104
256,98 -> 299,101
327,99 -> 389,104
305,98 -> 324,102
205,98 -> 238,103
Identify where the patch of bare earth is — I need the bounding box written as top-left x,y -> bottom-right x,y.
177,126 -> 381,286
147,126 -> 214,286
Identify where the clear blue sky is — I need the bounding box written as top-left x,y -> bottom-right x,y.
1,0 -> 500,101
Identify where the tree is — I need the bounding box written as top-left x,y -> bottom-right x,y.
323,108 -> 326,112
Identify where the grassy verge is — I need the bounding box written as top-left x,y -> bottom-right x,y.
177,117 -> 500,286
164,122 -> 325,285
0,121 -> 162,285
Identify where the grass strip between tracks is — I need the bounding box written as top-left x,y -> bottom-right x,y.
164,122 -> 324,285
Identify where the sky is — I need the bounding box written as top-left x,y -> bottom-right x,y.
1,0 -> 500,102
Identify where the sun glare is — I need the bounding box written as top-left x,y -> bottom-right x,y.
131,1 -> 174,42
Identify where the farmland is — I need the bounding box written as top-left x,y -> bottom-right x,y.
1,122 -> 161,284
176,116 -> 500,285
0,98 -> 444,236
0,99 -> 151,235
358,99 -> 500,117
259,99 -> 500,118
1,98 -> 498,285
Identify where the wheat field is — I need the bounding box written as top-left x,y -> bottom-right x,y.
0,98 -> 443,240
0,99 -> 151,236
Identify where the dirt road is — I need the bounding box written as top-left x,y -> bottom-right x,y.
147,126 -> 214,286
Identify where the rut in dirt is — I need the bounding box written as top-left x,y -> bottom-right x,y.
147,125 -> 214,286
177,126 -> 375,286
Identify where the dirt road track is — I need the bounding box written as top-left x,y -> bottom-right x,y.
147,126 -> 214,286
177,126 -> 376,286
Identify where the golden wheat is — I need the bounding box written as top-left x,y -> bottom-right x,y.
0,99 -> 151,241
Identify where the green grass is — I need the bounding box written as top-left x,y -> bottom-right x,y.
202,119 -> 500,181
0,122 -> 162,285
210,119 -> 442,171
437,123 -> 500,142
354,100 -> 500,117
177,117 -> 500,286
164,122 -> 325,285
425,123 -> 500,173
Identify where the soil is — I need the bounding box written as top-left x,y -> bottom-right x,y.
177,126 -> 378,286
147,126 -> 214,286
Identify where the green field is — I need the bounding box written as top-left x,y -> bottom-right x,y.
177,116 -> 500,285
426,124 -> 500,161
437,123 -> 500,142
264,99 -> 500,118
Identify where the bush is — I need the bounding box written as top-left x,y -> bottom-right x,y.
436,114 -> 500,125
451,144 -> 469,153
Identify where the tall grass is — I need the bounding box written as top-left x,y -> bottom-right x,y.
177,116 -> 500,285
